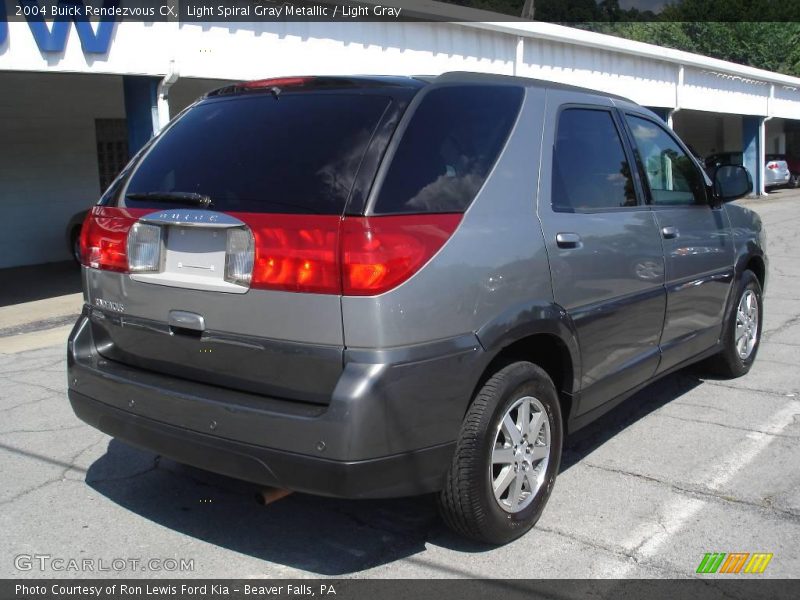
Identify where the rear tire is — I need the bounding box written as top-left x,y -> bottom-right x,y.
706,270 -> 763,378
790,173 -> 800,189
437,361 -> 562,544
71,227 -> 82,264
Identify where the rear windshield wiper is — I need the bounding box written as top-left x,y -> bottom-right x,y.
126,191 -> 213,208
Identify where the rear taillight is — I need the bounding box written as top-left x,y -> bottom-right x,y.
767,162 -> 778,170
242,214 -> 341,294
224,228 -> 255,286
81,208 -> 462,296
79,207 -> 149,272
127,222 -> 163,272
340,214 -> 462,295
237,213 -> 461,296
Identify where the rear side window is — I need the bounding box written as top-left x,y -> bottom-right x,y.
121,94 -> 390,215
372,85 -> 523,214
552,108 -> 637,211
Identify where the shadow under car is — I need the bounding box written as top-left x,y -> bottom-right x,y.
85,368 -> 706,575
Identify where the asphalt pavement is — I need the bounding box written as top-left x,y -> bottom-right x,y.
1,189 -> 799,579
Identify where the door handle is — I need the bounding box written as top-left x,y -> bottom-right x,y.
661,226 -> 679,240
556,232 -> 582,249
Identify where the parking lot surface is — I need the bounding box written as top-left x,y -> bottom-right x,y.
1,190 -> 799,579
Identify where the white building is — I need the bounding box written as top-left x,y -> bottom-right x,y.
1,3 -> 799,268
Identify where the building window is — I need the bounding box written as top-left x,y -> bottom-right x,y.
95,119 -> 129,192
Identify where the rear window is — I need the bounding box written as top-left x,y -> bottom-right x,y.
372,85 -> 523,214
120,94 -> 391,215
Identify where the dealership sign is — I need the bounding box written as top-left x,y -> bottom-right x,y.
0,1 -> 117,54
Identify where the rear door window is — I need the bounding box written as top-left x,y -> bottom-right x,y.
120,94 -> 391,215
372,85 -> 523,214
552,108 -> 637,211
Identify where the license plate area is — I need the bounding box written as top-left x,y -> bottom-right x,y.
131,225 -> 249,293
166,226 -> 226,279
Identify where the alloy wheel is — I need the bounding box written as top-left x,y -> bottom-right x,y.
491,396 -> 551,513
735,289 -> 759,360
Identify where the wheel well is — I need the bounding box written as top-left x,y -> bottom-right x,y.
477,334 -> 574,421
745,255 -> 766,289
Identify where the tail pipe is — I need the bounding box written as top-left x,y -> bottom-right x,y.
256,487 -> 293,506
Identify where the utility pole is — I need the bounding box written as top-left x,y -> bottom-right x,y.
521,0 -> 535,20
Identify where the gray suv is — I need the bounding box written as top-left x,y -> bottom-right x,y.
67,72 -> 765,544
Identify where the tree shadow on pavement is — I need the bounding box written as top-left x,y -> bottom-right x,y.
85,368 -> 707,575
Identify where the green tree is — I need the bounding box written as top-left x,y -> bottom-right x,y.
587,21 -> 800,77
436,0 -> 800,77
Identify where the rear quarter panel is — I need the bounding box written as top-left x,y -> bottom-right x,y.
340,86 -> 552,349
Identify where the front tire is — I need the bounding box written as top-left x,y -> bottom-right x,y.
707,270 -> 763,378
438,361 -> 563,544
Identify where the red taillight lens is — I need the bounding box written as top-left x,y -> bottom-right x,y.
241,213 -> 461,296
80,208 -> 462,296
241,214 -> 341,294
340,214 -> 462,296
79,207 -> 149,272
767,162 -> 778,169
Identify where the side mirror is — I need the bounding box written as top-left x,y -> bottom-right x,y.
713,165 -> 752,203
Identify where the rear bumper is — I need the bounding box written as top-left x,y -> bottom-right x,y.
67,310 -> 485,498
765,170 -> 791,186
69,390 -> 455,498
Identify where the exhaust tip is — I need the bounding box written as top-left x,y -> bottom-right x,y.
255,487 -> 293,506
